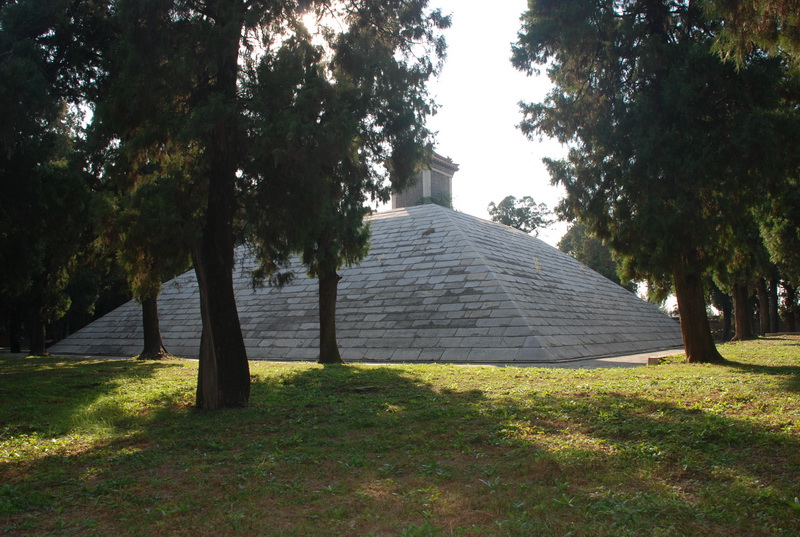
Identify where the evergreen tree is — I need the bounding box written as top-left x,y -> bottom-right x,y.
759,181 -> 800,285
712,215 -> 772,340
513,0 -> 796,362
92,144 -> 200,360
0,1 -> 102,354
243,4 -> 448,364
95,0 -> 255,407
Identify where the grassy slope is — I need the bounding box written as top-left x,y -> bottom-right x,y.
1,336 -> 798,536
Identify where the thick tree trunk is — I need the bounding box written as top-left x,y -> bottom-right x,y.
768,274 -> 779,333
732,283 -> 755,341
193,4 -> 250,409
194,238 -> 250,408
138,296 -> 170,360
318,268 -> 344,364
755,279 -> 770,335
673,264 -> 724,363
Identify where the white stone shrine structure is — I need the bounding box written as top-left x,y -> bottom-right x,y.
50,203 -> 683,363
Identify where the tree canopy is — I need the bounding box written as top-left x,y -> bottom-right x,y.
558,222 -> 634,291
487,195 -> 552,235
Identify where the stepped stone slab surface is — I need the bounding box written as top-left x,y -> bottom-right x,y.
50,205 -> 683,363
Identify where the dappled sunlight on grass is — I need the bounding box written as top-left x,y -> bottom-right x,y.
0,356 -> 191,463
1,337 -> 798,536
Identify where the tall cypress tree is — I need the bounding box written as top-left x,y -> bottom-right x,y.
95,0 -> 253,407
243,3 -> 449,364
513,0 -> 796,362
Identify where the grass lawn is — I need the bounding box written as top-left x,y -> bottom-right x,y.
1,336 -> 799,536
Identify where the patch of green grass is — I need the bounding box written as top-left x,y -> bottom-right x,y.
1,336 -> 799,536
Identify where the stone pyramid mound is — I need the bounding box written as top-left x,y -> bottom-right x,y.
50,204 -> 683,362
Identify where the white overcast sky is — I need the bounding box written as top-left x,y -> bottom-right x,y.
420,0 -> 568,245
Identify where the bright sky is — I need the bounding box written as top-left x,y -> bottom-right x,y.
421,0 -> 568,246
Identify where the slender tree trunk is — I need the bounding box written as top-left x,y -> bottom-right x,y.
138,296 -> 169,360
9,305 -> 22,353
755,279 -> 770,335
318,266 -> 344,364
193,3 -> 250,409
721,299 -> 733,342
25,292 -> 48,355
784,283 -> 797,332
673,263 -> 724,363
28,317 -> 47,356
768,274 -> 779,333
732,283 -> 755,341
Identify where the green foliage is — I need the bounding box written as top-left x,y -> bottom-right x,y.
0,104 -> 92,330
487,195 -> 552,235
0,0 -> 116,348
705,0 -> 800,68
93,144 -> 200,303
713,209 -> 775,294
759,181 -> 800,285
514,0 -> 790,281
2,337 -> 799,535
558,223 -> 634,291
0,4 -> 76,304
243,2 -> 449,283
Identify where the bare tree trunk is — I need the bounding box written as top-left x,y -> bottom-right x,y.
193,234 -> 250,408
709,281 -> 733,341
784,283 -> 797,332
318,267 -> 344,364
195,286 -> 218,408
732,283 -> 755,341
138,296 -> 170,360
721,298 -> 733,342
755,279 -> 770,335
28,317 -> 47,356
193,3 -> 250,409
25,292 -> 48,355
768,274 -> 779,333
9,304 -> 22,353
673,263 -> 724,363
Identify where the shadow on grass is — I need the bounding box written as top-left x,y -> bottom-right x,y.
1,358 -> 799,536
720,360 -> 800,393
